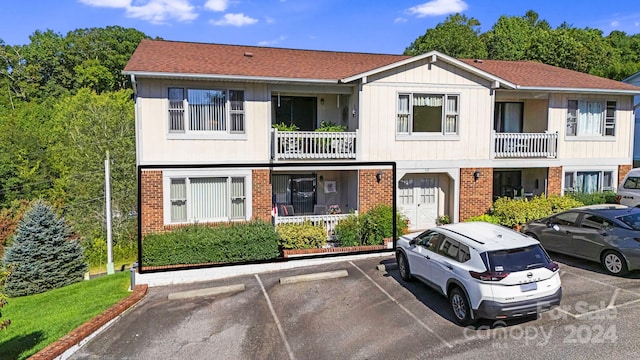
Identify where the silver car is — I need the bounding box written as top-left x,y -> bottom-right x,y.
521,204 -> 640,276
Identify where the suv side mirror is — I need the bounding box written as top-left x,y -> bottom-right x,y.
552,224 -> 560,232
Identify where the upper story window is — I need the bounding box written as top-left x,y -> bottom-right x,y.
566,100 -> 616,137
168,87 -> 245,134
397,93 -> 459,135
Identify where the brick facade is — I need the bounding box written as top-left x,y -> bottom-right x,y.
618,164 -> 632,188
547,166 -> 562,195
252,169 -> 272,222
358,169 -> 393,213
140,170 -> 164,236
459,168 -> 493,221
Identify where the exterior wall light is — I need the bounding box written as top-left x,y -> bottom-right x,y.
473,170 -> 481,181
376,171 -> 383,183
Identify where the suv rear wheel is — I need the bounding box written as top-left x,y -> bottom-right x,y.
449,287 -> 473,326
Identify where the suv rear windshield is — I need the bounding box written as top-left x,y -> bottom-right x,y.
482,245 -> 551,272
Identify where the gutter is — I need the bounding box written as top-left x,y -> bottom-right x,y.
513,85 -> 640,95
121,71 -> 340,85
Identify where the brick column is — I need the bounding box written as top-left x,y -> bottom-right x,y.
359,169 -> 393,213
252,169 -> 272,222
459,168 -> 493,221
618,164 -> 632,188
547,166 -> 562,195
141,170 -> 163,236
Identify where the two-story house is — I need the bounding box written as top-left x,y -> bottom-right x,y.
124,39 -> 640,241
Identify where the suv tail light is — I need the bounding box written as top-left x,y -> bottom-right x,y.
545,262 -> 560,272
469,270 -> 509,281
616,195 -> 622,204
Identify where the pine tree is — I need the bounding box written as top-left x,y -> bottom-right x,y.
2,200 -> 87,297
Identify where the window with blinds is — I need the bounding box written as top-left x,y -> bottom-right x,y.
169,176 -> 246,223
397,93 -> 459,135
168,88 -> 245,134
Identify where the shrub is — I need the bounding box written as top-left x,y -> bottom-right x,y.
465,214 -> 500,224
142,221 -> 280,267
276,222 -> 327,249
335,205 -> 407,247
315,120 -> 346,132
0,199 -> 33,258
2,200 -> 87,297
490,195 -> 584,227
436,215 -> 451,225
0,267 -> 9,330
82,237 -> 138,269
272,122 -> 299,131
566,191 -> 616,205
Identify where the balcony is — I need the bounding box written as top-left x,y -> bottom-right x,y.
493,131 -> 558,159
272,129 -> 357,160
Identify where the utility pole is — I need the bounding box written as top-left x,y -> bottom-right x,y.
105,150 -> 114,275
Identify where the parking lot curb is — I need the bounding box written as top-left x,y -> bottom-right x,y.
167,283 -> 246,300
376,263 -> 397,271
29,284 -> 148,360
279,269 -> 349,284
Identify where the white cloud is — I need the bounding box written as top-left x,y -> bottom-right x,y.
265,16 -> 276,24
635,21 -> 640,27
210,13 -> 258,26
610,20 -> 620,27
394,17 -> 408,23
408,0 -> 468,18
204,0 -> 228,12
258,36 -> 286,46
78,0 -> 198,23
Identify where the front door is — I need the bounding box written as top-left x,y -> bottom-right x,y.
399,174 -> 438,231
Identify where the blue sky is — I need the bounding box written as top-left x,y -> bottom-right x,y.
1,0 -> 639,54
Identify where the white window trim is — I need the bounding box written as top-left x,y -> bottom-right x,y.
566,99 -> 616,138
396,92 -> 460,138
163,169 -> 252,225
167,87 -> 247,139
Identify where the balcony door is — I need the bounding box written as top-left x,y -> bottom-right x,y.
272,95 -> 316,131
398,174 -> 438,230
494,102 -> 523,133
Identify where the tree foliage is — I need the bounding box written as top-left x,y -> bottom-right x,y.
2,200 -> 87,297
0,266 -> 9,330
405,10 -> 640,80
404,14 -> 488,59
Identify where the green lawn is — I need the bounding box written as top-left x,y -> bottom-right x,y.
0,271 -> 131,360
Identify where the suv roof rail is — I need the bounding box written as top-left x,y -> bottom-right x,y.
440,228 -> 485,245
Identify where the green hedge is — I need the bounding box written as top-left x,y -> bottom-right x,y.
142,221 -> 280,266
465,214 -> 500,224
276,222 -> 327,249
335,204 -> 407,247
489,195 -> 584,227
566,191 -> 617,205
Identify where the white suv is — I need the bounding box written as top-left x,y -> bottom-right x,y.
617,168 -> 640,207
396,222 -> 562,326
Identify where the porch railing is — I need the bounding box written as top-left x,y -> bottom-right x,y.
272,129 -> 357,160
493,131 -> 558,158
273,213 -> 354,239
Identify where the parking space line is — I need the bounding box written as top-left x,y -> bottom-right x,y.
255,274 -> 295,360
349,261 -> 453,349
562,270 -> 640,296
607,288 -> 621,309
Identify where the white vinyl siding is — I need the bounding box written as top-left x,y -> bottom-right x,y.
168,87 -> 245,134
397,93 -> 459,135
566,99 -> 616,137
168,176 -> 246,223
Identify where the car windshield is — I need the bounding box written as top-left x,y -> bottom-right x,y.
483,245 -> 550,273
617,212 -> 640,231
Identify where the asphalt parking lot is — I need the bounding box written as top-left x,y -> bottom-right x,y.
71,253 -> 640,360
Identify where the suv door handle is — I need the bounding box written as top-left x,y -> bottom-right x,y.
444,262 -> 453,270
424,255 -> 431,260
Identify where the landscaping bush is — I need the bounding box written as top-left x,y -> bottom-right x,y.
566,191 -> 616,205
465,214 -> 500,224
276,222 -> 327,249
2,200 -> 88,297
83,237 -> 138,270
335,205 -> 407,247
0,267 -> 9,330
142,221 -> 280,267
490,195 -> 584,227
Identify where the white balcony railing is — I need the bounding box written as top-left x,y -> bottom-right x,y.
493,131 -> 558,158
273,213 -> 354,239
272,129 -> 357,160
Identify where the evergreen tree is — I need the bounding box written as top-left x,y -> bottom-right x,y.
2,200 -> 87,297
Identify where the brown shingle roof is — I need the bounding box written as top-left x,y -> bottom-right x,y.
124,39 -> 409,81
459,58 -> 640,91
